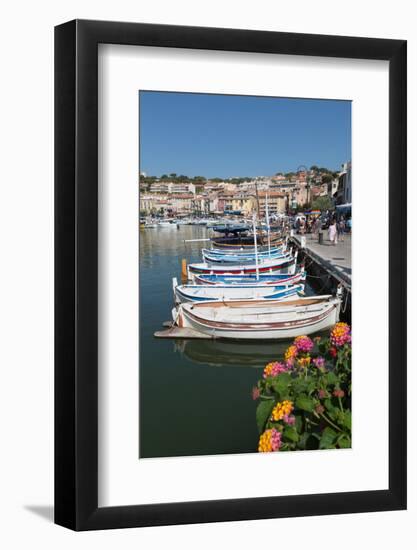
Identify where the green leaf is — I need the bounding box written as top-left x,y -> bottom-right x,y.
319,427 -> 338,449
324,371 -> 339,385
292,378 -> 309,393
297,432 -> 309,450
295,394 -> 315,412
337,435 -> 351,449
256,399 -> 275,434
341,410 -> 351,431
295,414 -> 303,432
324,399 -> 339,420
270,373 -> 292,398
284,426 -> 299,443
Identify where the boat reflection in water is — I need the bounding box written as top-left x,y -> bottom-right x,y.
173,338 -> 291,369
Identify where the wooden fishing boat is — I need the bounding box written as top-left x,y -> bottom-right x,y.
211,223 -> 249,234
172,295 -> 341,340
211,234 -> 284,249
173,278 -> 304,304
203,243 -> 285,256
187,252 -> 298,278
202,248 -> 290,265
193,270 -> 306,286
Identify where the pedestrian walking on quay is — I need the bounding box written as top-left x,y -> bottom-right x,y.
328,219 -> 338,245
316,217 -> 322,242
338,216 -> 346,242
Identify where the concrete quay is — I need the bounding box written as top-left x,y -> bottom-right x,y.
291,232 -> 351,289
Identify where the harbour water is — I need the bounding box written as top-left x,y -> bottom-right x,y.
139,225 -> 299,458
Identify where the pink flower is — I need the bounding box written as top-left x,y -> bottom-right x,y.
294,335 -> 314,353
270,429 -> 282,451
252,387 -> 261,400
330,322 -> 352,347
313,356 -> 325,369
318,389 -> 327,399
333,389 -> 345,398
263,361 -> 289,379
283,414 -> 296,426
258,428 -> 282,452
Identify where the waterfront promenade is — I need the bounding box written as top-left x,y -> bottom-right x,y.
292,232 -> 352,287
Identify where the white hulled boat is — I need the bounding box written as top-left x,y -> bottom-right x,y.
172,295 -> 341,340
173,277 -> 304,304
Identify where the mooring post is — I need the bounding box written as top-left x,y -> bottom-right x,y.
181,259 -> 188,283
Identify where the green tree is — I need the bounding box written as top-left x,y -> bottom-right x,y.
311,195 -> 333,211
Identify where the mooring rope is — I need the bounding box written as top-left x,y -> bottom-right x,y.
341,288 -> 350,313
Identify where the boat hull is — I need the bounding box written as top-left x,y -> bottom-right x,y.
173,297 -> 340,340
211,235 -> 284,249
202,248 -> 288,264
204,243 -> 285,256
174,282 -> 304,304
194,271 -> 306,286
188,255 -> 298,278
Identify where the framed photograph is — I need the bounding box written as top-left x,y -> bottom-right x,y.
55,20 -> 406,530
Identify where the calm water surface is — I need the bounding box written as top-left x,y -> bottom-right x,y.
139,225 -> 298,458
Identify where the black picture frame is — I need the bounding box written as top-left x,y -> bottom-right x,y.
55,19 -> 407,531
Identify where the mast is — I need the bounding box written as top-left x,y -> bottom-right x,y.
252,212 -> 259,280
265,193 -> 271,257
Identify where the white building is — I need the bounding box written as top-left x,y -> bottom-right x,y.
337,162 -> 352,204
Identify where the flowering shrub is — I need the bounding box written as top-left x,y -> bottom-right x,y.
253,323 -> 352,452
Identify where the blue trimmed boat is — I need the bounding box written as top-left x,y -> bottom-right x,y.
187,253 -> 298,278
173,278 -> 304,304
193,270 -> 306,287
202,248 -> 291,265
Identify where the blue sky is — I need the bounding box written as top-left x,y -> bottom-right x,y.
139,91 -> 351,178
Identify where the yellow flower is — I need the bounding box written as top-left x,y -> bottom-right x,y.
330,322 -> 351,347
271,400 -> 294,421
284,345 -> 298,364
297,355 -> 311,368
258,428 -> 282,452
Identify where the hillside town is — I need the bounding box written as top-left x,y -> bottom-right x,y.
139,163 -> 352,219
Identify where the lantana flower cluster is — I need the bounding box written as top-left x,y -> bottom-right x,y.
263,361 -> 289,379
271,400 -> 294,421
258,428 -> 282,452
294,335 -> 314,353
330,322 -> 351,347
256,323 -> 352,453
284,344 -> 298,365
